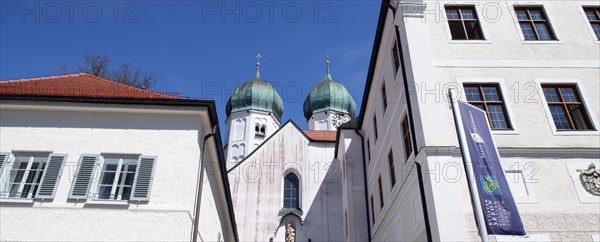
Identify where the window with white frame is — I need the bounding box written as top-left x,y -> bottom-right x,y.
464,84 -> 512,130
584,7 -> 600,40
514,6 -> 557,41
96,155 -> 138,201
2,153 -> 48,198
0,152 -> 67,200
445,5 -> 485,40
541,84 -> 594,131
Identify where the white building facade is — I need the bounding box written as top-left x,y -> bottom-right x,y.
0,74 -> 238,242
337,0 -> 600,241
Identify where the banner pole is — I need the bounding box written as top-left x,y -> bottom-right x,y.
449,88 -> 489,242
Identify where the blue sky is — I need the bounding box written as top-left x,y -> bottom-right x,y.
1,1 -> 380,136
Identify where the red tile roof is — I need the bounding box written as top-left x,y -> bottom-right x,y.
303,130 -> 337,142
0,73 -> 180,99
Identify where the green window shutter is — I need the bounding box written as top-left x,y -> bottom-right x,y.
130,156 -> 157,202
0,152 -> 9,177
68,154 -> 99,200
35,153 -> 68,199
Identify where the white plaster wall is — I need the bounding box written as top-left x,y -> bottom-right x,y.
0,103 -> 227,241
337,130 -> 369,242
358,0 -> 600,241
228,123 -> 344,242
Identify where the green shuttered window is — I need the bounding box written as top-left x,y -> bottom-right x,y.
0,152 -> 67,200
69,154 -> 157,202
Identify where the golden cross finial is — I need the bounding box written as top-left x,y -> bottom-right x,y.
326,54 -> 330,74
255,54 -> 262,78
256,54 -> 262,69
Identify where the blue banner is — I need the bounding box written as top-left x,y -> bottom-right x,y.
459,101 -> 526,236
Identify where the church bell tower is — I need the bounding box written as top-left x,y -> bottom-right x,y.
303,56 -> 356,131
224,55 -> 284,170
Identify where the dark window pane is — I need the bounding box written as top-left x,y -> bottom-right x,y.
529,9 -> 543,20
461,8 -> 475,19
535,23 -> 553,40
388,152 -> 396,187
474,104 -> 486,111
449,21 -> 467,39
520,23 -> 536,40
125,170 -> 136,186
98,185 -> 112,199
446,8 -> 460,19
482,86 -> 500,101
101,172 -> 116,185
543,87 -> 560,102
568,105 -> 591,130
592,23 -> 600,40
585,9 -> 598,20
465,86 -> 482,101
559,87 -> 578,102
121,187 -> 132,200
488,105 -> 509,129
465,21 -> 484,39
104,164 -> 118,171
392,42 -> 401,75
549,105 -> 571,129
283,173 -> 299,209
128,165 -> 137,172
516,10 -> 529,20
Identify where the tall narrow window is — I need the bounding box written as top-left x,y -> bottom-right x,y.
584,7 -> 600,40
283,173 -> 300,209
366,139 -> 372,162
514,6 -> 557,40
445,6 -> 485,40
382,83 -> 388,112
2,153 -> 49,198
388,150 -> 396,189
97,155 -> 138,201
378,175 -> 384,210
464,84 -> 512,130
541,84 -> 593,130
345,210 -> 349,238
370,194 -> 375,225
373,116 -> 378,141
401,116 -> 413,160
392,40 -> 401,76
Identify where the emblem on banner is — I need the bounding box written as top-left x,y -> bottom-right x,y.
470,132 -> 484,144
480,175 -> 501,195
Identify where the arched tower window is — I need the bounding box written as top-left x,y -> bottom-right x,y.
283,173 -> 300,209
255,123 -> 265,136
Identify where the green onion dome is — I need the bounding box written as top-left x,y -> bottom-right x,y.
226,69 -> 284,120
303,71 -> 356,121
